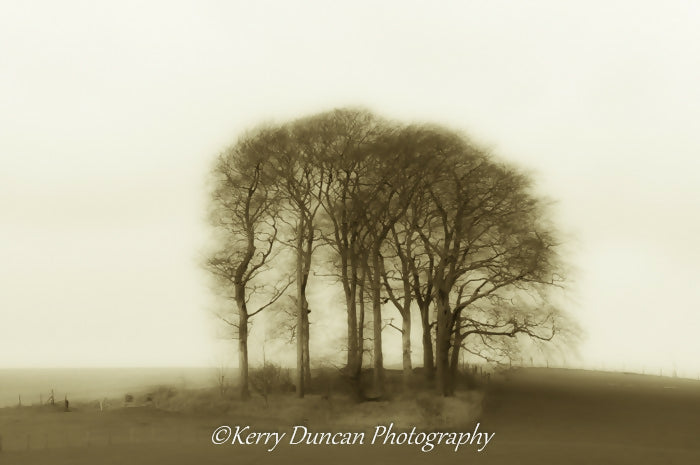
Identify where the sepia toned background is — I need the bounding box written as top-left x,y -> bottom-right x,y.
2,2 -> 700,464
1,0 -> 699,378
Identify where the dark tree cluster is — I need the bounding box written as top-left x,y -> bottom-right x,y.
205,108 -> 572,398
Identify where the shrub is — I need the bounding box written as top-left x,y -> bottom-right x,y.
249,362 -> 293,405
148,386 -> 177,408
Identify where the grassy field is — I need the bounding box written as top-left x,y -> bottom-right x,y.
478,368 -> 700,464
1,368 -> 699,464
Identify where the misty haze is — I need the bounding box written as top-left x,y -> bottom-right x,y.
2,1 -> 700,464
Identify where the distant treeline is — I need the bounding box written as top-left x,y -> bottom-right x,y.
205,108 -> 574,399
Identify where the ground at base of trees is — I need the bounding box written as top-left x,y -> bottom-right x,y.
2,368 -> 700,465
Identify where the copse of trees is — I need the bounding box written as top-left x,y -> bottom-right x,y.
205,108 -> 572,399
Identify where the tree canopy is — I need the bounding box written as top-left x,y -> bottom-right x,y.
205,108 -> 575,398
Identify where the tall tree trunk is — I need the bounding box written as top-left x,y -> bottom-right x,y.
357,264 -> 366,378
343,252 -> 359,375
420,304 -> 435,380
401,311 -> 412,386
302,298 -> 311,387
448,324 -> 462,396
435,291 -> 452,396
238,309 -> 250,399
295,234 -> 305,398
370,250 -> 384,395
302,218 -> 314,388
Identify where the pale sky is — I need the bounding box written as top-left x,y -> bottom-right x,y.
1,1 -> 698,376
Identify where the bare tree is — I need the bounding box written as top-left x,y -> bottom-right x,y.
312,109 -> 383,383
380,226 -> 414,386
267,119 -> 329,398
410,129 -> 566,395
205,128 -> 291,399
380,195 -> 440,382
342,124 -> 427,396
